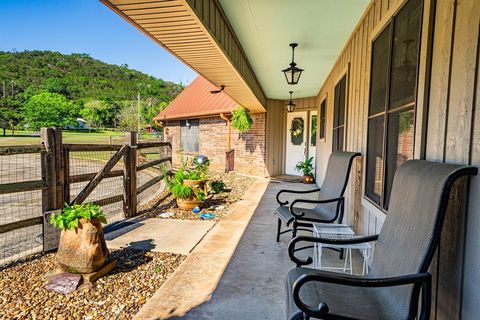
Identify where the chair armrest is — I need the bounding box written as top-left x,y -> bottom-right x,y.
288,234 -> 379,267
276,188 -> 321,206
289,197 -> 344,219
292,271 -> 431,320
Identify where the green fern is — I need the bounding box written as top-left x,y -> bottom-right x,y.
231,106 -> 253,133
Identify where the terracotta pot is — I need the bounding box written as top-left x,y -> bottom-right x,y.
177,198 -> 202,211
183,179 -> 204,189
56,218 -> 109,274
303,175 -> 315,184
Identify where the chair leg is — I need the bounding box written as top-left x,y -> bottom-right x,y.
276,218 -> 281,242
292,221 -> 297,238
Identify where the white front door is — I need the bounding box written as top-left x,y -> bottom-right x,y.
308,111 -> 317,173
285,111 -> 307,175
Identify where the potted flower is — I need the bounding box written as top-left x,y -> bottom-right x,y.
182,157 -> 209,189
295,157 -> 315,184
50,203 -> 109,274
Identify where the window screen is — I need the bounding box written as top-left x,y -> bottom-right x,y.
180,119 -> 199,153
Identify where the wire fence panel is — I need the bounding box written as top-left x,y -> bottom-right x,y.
0,150 -> 44,266
137,146 -> 170,208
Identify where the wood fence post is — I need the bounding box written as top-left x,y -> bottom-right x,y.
41,127 -> 64,212
124,132 -> 137,217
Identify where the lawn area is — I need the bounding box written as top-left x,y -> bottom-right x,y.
0,130 -> 161,146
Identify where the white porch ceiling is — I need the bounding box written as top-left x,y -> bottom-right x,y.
218,0 -> 370,100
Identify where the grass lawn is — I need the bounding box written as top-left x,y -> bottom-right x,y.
0,130 -> 161,146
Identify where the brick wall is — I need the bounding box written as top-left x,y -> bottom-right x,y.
163,113 -> 267,177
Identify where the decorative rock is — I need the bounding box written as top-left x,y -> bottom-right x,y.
45,273 -> 81,295
56,218 -> 109,274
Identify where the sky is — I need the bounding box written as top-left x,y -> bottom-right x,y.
0,0 -> 197,85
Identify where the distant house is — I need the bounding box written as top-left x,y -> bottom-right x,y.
65,118 -> 89,130
154,76 -> 266,177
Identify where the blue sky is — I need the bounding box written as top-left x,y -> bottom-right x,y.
0,0 -> 197,85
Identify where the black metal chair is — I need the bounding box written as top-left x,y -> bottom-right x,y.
286,160 -> 477,320
275,152 -> 361,242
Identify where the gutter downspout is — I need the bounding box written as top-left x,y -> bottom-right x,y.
219,113 -> 231,150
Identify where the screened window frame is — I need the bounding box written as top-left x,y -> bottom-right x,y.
364,0 -> 423,212
180,118 -> 200,154
332,73 -> 348,152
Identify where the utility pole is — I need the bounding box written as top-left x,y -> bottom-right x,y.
137,91 -> 141,133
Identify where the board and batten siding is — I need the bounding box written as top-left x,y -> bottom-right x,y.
312,0 -> 479,318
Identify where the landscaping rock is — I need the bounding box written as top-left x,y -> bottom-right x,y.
45,273 -> 81,294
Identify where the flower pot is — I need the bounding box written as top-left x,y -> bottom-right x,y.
176,198 -> 202,211
183,179 -> 204,189
56,218 -> 109,274
303,175 -> 315,184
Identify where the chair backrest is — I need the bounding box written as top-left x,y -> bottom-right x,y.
320,151 -> 361,198
313,152 -> 360,222
370,160 -> 477,318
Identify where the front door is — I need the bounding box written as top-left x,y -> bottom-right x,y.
285,111 -> 307,175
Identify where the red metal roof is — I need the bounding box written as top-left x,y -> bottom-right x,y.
153,76 -> 238,121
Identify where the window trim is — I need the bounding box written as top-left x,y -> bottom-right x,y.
319,94 -> 327,141
364,0 -> 423,212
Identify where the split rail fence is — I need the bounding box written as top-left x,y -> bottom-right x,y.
0,127 -> 171,266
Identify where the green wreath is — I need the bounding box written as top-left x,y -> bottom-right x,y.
290,118 -> 304,137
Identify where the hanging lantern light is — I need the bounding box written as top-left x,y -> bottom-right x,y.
285,91 -> 296,112
281,43 -> 304,85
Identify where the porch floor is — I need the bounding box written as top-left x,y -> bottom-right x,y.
171,181 -> 365,320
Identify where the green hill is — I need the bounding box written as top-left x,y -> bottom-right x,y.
0,50 -> 184,131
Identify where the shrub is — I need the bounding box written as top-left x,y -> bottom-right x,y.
209,180 -> 225,194
231,106 -> 253,133
50,203 -> 107,231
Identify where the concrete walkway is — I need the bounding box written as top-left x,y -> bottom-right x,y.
168,181 -> 364,320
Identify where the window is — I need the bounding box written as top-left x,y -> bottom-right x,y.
365,0 -> 422,209
333,75 -> 347,151
319,99 -> 326,140
180,119 -> 199,153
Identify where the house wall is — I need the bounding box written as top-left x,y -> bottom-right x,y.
311,0 -> 479,318
163,113 -> 267,177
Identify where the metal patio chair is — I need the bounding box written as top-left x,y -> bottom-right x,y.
286,160 -> 477,320
275,152 -> 361,242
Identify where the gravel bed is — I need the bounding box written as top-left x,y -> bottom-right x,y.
0,249 -> 185,319
141,172 -> 255,221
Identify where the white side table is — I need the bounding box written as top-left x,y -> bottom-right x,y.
313,223 -> 372,275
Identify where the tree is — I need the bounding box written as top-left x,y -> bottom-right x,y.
118,103 -> 144,132
80,100 -> 117,128
23,92 -> 78,130
141,101 -> 168,128
0,97 -> 22,135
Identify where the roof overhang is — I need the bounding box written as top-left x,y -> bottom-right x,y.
100,0 -> 266,112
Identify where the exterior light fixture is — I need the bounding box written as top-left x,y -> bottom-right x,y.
285,91 -> 296,112
281,43 -> 304,85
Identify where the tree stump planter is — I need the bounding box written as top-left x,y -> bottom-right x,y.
56,218 -> 109,274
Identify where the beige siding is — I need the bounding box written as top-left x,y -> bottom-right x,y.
312,0 -> 480,318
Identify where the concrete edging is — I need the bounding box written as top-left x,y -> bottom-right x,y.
134,179 -> 269,320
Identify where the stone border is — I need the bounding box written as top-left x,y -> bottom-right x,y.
133,179 -> 269,319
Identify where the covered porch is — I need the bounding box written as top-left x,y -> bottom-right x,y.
101,0 -> 480,319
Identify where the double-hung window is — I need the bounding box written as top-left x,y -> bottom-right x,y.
319,98 -> 326,140
365,0 -> 423,209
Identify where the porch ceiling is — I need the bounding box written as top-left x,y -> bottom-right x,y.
218,0 -> 370,100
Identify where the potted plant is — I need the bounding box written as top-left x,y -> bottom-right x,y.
295,157 -> 315,183
182,157 -> 209,189
50,203 -> 109,274
165,168 -> 207,210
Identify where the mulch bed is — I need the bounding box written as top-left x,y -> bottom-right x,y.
0,249 -> 185,320
141,172 -> 255,221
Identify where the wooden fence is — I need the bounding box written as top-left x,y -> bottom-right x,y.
0,127 -> 171,263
